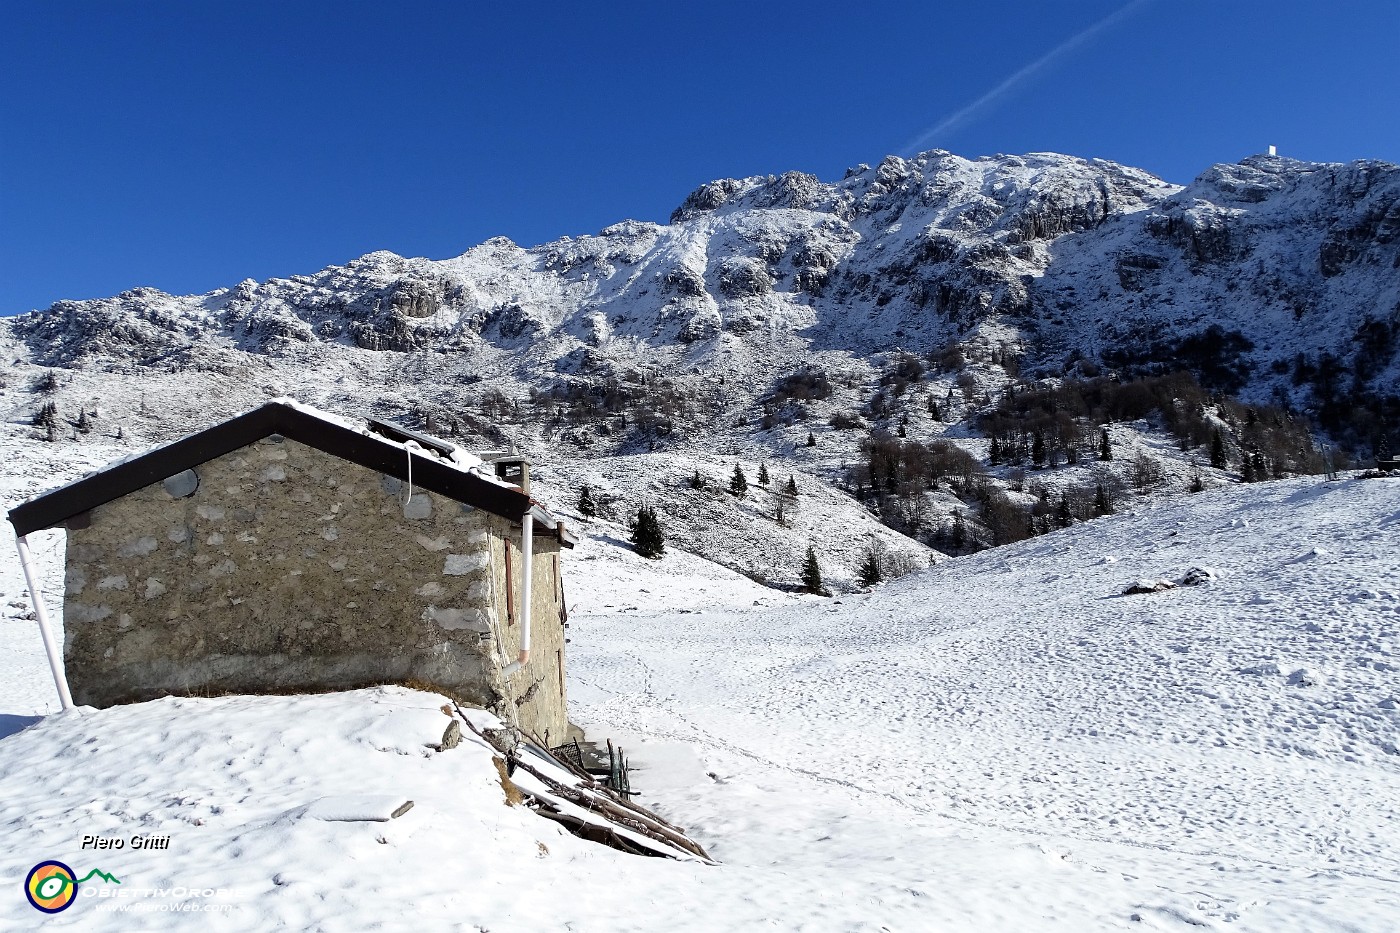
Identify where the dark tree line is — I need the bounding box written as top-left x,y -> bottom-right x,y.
980,371 -> 1327,478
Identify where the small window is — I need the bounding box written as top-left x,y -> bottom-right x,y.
162,469 -> 199,499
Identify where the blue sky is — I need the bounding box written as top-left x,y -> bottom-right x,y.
3,0 -> 1398,315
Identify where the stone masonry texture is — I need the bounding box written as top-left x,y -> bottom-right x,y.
62,436 -> 567,740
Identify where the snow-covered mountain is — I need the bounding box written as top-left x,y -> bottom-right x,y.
2,148 -> 1396,586
6,150 -> 1397,404
3,148 -> 1399,929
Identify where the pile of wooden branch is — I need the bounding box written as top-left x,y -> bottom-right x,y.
455,706 -> 714,863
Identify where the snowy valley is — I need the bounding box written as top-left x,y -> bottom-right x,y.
1,469 -> 1397,929
1,146 -> 1399,929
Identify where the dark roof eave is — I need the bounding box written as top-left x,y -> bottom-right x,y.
6,402 -> 537,537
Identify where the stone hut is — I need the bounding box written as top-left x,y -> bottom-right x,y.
7,400 -> 576,745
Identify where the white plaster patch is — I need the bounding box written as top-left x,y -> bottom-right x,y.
167,526 -> 190,543
443,552 -> 489,576
206,532 -> 225,546
97,575 -> 129,591
403,493 -> 433,520
466,529 -> 489,545
415,534 -> 452,552
65,566 -> 87,596
144,578 -> 167,599
118,536 -> 159,558
427,607 -> 490,633
72,604 -> 113,624
415,582 -> 445,599
237,531 -> 257,543
467,580 -> 490,602
104,647 -> 114,659
322,526 -> 339,541
210,559 -> 238,576
196,504 -> 226,521
117,614 -> 133,629
329,557 -> 348,572
262,465 -> 287,482
261,447 -> 288,460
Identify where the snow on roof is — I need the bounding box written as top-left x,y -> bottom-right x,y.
8,399 -> 569,539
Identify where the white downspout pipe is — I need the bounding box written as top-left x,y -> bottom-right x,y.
502,510 -> 534,677
15,534 -> 74,711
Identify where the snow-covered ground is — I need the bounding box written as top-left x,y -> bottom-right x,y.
2,470 -> 1398,929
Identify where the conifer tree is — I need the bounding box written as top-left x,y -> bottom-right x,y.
628,503 -> 665,559
1098,428 -> 1113,461
1094,483 -> 1114,516
1210,429 -> 1228,469
989,435 -> 1002,465
775,500 -> 786,526
730,464 -> 748,497
950,509 -> 966,550
801,545 -> 825,595
690,469 -> 704,490
1056,492 -> 1073,528
1032,430 -> 1047,468
784,475 -> 799,497
758,463 -> 770,485
1189,471 -> 1205,493
32,401 -> 58,429
858,548 -> 883,587
806,432 -> 816,447
577,486 -> 597,519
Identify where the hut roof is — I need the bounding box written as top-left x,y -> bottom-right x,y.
7,399 -> 575,545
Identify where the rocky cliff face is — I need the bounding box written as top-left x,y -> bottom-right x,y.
5,149 -> 1398,431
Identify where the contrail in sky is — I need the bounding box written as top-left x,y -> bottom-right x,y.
901,0 -> 1154,156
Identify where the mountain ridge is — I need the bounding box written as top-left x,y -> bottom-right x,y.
2,147 -> 1396,588
7,149 -> 1395,413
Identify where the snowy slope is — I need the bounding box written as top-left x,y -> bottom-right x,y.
2,472 -> 1397,930
3,146 -> 1395,594
568,473 -> 1400,930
